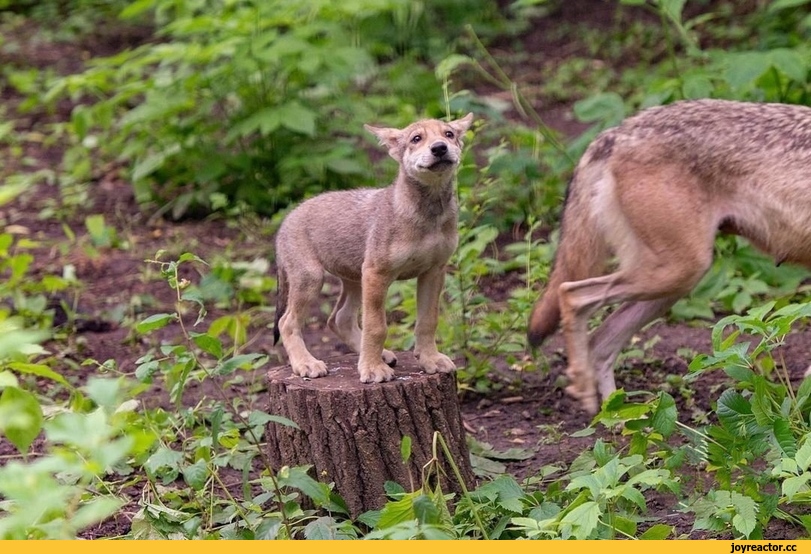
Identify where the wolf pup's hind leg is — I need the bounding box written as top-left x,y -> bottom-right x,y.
327,279 -> 397,366
277,262 -> 328,379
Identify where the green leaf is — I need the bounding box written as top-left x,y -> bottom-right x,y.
768,0 -> 811,12
119,0 -> 156,18
626,468 -> 671,488
248,410 -> 300,430
400,435 -> 412,463
781,473 -> 811,501
226,107 -> 280,142
640,523 -> 673,539
730,492 -> 758,538
567,474 -> 603,499
651,392 -> 677,438
84,214 -> 116,248
7,362 -> 69,387
304,516 -> 346,540
602,389 -> 627,412
796,439 -> 811,471
135,313 -> 177,334
716,389 -> 752,429
182,459 -> 209,491
0,328 -> 49,359
178,252 -> 206,264
277,101 -> 316,136
0,182 -> 29,207
0,371 -> 18,388
215,353 -> 266,375
144,446 -> 183,478
560,501 -> 600,539
384,481 -> 406,498
132,150 -> 168,182
750,376 -> 773,427
619,486 -> 647,510
772,418 -> 796,458
473,475 -> 526,513
569,427 -> 596,438
191,332 -> 223,359
84,378 -> 124,410
613,514 -> 637,537
375,492 -> 417,529
255,517 -> 282,540
770,48 -> 807,83
573,92 -> 626,126
723,52 -> 771,89
723,365 -> 756,384
660,0 -> 686,22
278,466 -> 330,506
72,496 -> 125,530
135,359 -> 159,381
0,386 -> 43,454
469,453 -> 506,478
412,494 -> 440,525
682,74 -> 713,99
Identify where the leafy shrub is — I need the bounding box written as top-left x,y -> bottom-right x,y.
678,301 -> 811,537
47,0 -> 503,218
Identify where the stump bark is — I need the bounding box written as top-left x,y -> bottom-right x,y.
265,353 -> 474,516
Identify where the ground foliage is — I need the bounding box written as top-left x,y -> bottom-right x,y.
0,0 -> 811,540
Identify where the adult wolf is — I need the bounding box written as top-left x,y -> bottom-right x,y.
528,99 -> 811,413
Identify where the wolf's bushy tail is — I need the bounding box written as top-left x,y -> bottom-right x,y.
527,168 -> 609,346
273,266 -> 288,345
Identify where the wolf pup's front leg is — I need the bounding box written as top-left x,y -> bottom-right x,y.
413,266 -> 456,374
358,266 -> 396,383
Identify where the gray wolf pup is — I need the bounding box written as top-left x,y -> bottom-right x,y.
274,113 -> 474,383
528,99 -> 811,414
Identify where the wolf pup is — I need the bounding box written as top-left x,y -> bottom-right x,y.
274,113 -> 473,383
528,99 -> 811,414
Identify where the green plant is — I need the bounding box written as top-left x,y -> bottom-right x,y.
507,441 -> 677,539
117,251 -> 339,538
45,0 -> 507,219
685,299 -> 811,537
0,377 -> 153,539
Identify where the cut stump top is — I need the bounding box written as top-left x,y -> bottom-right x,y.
266,352 -> 444,391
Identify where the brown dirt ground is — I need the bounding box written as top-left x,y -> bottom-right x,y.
2,0 -> 811,540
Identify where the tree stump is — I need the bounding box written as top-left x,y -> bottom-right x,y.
265,353 -> 474,516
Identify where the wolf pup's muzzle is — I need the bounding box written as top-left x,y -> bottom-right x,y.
428,141 -> 454,171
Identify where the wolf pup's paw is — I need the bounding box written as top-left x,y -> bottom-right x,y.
382,349 -> 398,367
417,352 -> 456,374
291,359 -> 328,379
359,360 -> 396,383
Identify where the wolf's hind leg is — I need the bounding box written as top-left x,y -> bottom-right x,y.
279,266 -> 328,378
590,297 -> 679,399
328,279 -> 397,366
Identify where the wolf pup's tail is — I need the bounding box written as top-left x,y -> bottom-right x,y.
527,164 -> 609,347
273,266 -> 288,345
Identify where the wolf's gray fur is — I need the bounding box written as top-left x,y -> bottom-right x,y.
528,99 -> 811,413
274,113 -> 473,383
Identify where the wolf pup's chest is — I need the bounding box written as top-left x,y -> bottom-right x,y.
388,227 -> 458,280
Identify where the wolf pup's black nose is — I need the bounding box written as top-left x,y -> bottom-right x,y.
430,142 -> 448,157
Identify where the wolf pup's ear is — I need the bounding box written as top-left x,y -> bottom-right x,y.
449,113 -> 474,136
364,124 -> 403,160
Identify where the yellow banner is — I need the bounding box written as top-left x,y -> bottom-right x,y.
3,540 -> 806,551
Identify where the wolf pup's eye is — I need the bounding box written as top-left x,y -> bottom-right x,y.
411,134 -> 422,144
445,131 -> 455,138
